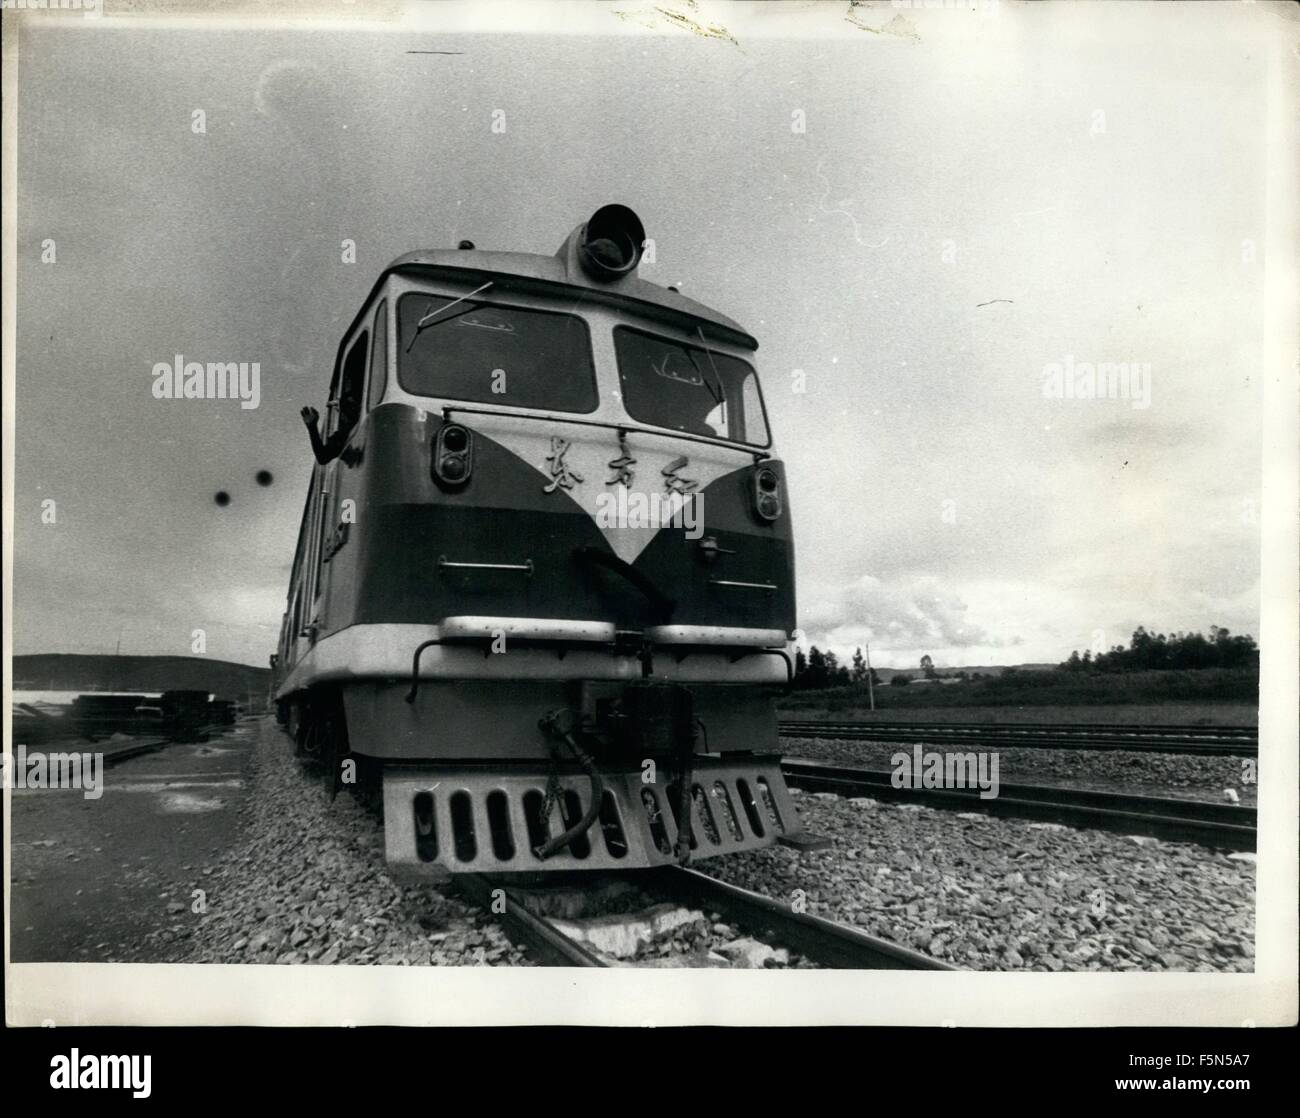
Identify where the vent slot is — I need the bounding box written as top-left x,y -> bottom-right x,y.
560,789 -> 593,860
666,782 -> 698,850
599,790 -> 628,859
413,791 -> 438,862
713,780 -> 743,842
755,776 -> 785,834
449,790 -> 477,862
486,789 -> 515,861
735,778 -> 765,838
642,788 -> 672,855
523,789 -> 549,856
692,783 -> 720,846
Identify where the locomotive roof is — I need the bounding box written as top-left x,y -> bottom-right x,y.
367,248 -> 759,353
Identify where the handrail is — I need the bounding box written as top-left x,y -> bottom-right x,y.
709,578 -> 778,591
438,556 -> 534,576
401,630 -> 792,704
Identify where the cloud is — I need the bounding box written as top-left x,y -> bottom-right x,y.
800,574 -> 1000,654
10,23 -> 1264,674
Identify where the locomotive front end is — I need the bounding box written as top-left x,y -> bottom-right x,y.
276,205 -> 813,876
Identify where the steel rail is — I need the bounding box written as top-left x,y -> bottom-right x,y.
647,866 -> 957,970
780,759 -> 1257,851
456,867 -> 955,969
777,720 -> 1258,756
83,738 -> 175,766
778,719 -> 1256,736
779,721 -> 1256,740
453,874 -> 608,967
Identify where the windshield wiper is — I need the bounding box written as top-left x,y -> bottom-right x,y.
683,349 -> 718,403
693,326 -> 727,409
404,281 -> 495,352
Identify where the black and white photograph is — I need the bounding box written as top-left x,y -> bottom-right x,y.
3,0 -> 1296,1048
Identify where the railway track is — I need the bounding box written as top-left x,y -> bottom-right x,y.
777,719 -> 1258,756
780,758 -> 1257,851
90,737 -> 176,766
456,867 -> 956,970
22,734 -> 201,767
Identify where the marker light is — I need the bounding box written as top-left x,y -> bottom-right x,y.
434,424 -> 473,487
752,466 -> 781,522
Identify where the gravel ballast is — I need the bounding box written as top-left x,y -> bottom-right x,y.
119,722 -> 532,966
781,735 -> 1257,805
702,787 -> 1255,971
114,721 -> 806,969
116,720 -> 1253,971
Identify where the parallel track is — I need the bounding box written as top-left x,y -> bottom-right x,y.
21,735 -> 194,767
92,737 -> 175,766
778,719 -> 1258,756
459,867 -> 955,970
781,758 -> 1257,851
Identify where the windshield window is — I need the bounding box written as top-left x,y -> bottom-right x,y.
397,293 -> 598,412
614,326 -> 770,446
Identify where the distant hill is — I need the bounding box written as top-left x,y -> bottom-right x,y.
13,654 -> 269,702
873,663 -> 1057,680
942,663 -> 1058,676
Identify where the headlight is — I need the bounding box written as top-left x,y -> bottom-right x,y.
433,424 -> 473,487
752,465 -> 781,522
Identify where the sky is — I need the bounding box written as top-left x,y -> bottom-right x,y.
8,1 -> 1283,671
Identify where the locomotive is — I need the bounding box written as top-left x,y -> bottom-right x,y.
272,204 -> 811,876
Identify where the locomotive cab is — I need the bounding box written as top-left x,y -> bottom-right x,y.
275,205 -> 810,876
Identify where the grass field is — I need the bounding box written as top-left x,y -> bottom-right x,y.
774,702 -> 1258,727
777,668 -> 1260,727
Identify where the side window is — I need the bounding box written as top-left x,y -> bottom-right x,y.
330,330 -> 369,438
368,300 -> 387,410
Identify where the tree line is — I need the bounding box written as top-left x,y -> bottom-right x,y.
1059,625 -> 1258,673
792,647 -> 967,690
793,646 -> 876,690
790,624 -> 1258,692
